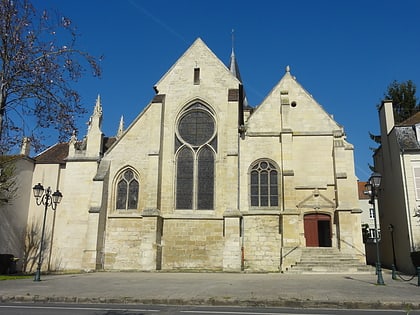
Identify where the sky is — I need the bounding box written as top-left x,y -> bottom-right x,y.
30,0 -> 420,181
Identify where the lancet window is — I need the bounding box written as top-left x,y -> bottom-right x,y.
250,160 -> 279,207
116,169 -> 139,210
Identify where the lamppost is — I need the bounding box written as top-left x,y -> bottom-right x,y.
32,183 -> 63,282
364,172 -> 384,285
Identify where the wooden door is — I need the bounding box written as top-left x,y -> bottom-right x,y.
304,214 -> 331,247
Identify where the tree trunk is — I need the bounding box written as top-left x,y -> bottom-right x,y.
0,87 -> 5,146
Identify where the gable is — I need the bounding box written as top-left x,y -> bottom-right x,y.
154,38 -> 240,103
247,68 -> 342,135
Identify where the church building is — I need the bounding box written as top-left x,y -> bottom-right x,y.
21,38 -> 363,272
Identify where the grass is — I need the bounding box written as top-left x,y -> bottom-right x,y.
0,274 -> 32,281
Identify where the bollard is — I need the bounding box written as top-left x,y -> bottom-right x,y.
417,267 -> 420,287
392,264 -> 397,280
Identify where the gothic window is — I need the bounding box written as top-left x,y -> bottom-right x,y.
175,102 -> 216,210
250,160 -> 279,207
116,169 -> 139,210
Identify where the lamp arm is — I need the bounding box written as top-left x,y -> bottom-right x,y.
35,197 -> 43,206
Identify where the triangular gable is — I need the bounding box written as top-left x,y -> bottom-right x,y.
247,67 -> 342,134
154,38 -> 240,93
297,189 -> 335,209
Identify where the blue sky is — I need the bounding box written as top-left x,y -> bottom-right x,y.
32,0 -> 420,181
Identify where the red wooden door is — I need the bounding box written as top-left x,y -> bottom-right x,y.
304,214 -> 319,247
304,214 -> 331,247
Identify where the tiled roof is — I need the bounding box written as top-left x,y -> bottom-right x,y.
398,111 -> 420,126
0,155 -> 25,163
358,181 -> 370,200
34,137 -> 116,165
34,143 -> 69,164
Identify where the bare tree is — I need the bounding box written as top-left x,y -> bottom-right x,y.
0,155 -> 17,204
0,0 -> 102,153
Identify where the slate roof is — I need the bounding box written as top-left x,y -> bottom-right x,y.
391,111 -> 420,152
395,127 -> 420,151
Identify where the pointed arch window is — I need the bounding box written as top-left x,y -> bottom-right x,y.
175,102 -> 216,210
116,169 -> 139,210
250,160 -> 279,207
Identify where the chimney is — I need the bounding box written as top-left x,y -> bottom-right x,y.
20,137 -> 31,156
379,100 -> 394,136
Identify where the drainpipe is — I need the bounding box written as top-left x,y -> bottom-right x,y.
238,125 -> 245,271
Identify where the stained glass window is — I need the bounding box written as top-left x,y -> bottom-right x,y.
197,147 -> 214,209
116,169 -> 139,210
175,103 -> 216,210
176,147 -> 194,209
250,161 -> 279,207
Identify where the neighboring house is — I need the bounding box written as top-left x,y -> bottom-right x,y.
0,140 -> 34,271
374,100 -> 420,274
11,38 -> 364,273
359,180 -> 381,241
358,180 -> 380,265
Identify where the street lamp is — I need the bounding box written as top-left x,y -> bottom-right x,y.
365,172 -> 384,285
32,183 -> 63,282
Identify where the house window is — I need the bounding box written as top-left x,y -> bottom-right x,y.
414,167 -> 420,200
116,169 -> 139,210
175,102 -> 216,210
250,160 -> 279,207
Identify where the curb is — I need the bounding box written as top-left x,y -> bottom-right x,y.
1,295 -> 420,310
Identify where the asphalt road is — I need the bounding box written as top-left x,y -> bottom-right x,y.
0,304 -> 418,315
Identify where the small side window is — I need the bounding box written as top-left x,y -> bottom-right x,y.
194,68 -> 200,85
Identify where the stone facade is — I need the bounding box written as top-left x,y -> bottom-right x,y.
19,38 -> 363,273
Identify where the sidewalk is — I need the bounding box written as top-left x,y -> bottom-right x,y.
0,271 -> 419,310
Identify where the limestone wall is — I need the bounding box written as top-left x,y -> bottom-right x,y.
161,219 -> 224,270
104,217 -> 143,270
243,215 -> 281,272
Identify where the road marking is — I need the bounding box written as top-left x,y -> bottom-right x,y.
181,311 -> 326,315
0,305 -> 160,312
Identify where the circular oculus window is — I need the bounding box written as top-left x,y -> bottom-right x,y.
178,110 -> 215,146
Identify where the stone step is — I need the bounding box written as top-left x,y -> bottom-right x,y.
285,247 -> 373,274
299,256 -> 362,262
287,267 -> 374,274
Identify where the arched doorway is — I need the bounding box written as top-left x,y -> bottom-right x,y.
304,213 -> 332,247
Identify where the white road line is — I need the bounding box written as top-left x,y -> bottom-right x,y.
0,305 -> 160,312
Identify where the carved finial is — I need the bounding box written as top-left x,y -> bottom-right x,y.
286,65 -> 290,73
94,94 -> 102,116
69,130 -> 77,144
20,137 -> 31,156
231,28 -> 235,55
117,115 -> 124,138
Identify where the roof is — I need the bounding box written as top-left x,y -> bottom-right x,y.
398,111 -> 420,126
0,155 -> 24,163
228,47 -> 250,109
393,111 -> 420,151
395,126 -> 420,151
358,181 -> 370,200
34,136 -> 116,165
34,143 -> 69,164
103,137 -> 116,152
